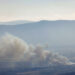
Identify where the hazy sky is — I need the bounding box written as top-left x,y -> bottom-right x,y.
0,0 -> 75,21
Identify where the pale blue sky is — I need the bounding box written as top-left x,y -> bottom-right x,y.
0,0 -> 75,21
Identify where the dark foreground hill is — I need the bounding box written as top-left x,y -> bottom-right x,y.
0,65 -> 75,75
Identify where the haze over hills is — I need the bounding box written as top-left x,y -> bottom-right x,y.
0,20 -> 75,47
0,21 -> 75,45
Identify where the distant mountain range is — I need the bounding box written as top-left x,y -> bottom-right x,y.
1,20 -> 75,25
0,20 -> 33,25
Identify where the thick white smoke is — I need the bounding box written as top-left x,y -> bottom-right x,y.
0,33 -> 74,68
0,33 -> 28,62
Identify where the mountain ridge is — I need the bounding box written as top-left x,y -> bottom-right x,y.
0,20 -> 33,25
1,20 -> 75,26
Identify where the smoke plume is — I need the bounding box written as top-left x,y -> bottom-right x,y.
0,33 -> 74,68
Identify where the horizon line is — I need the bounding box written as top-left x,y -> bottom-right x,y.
0,19 -> 75,22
